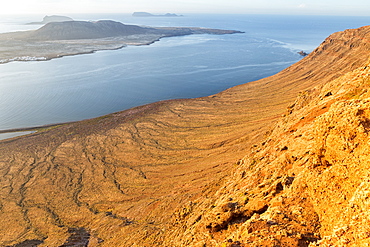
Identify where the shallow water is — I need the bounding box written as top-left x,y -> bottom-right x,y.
0,131 -> 35,141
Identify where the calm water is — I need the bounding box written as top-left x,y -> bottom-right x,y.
1,14 -> 370,131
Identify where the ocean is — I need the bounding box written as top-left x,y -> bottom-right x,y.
1,14 -> 370,136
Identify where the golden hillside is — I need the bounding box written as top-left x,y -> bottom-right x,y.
1,25 -> 370,247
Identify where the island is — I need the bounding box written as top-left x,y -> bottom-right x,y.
0,20 -> 242,64
26,15 -> 74,25
132,12 -> 183,17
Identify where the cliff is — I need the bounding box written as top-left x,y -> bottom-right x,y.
163,26 -> 370,247
1,25 -> 370,247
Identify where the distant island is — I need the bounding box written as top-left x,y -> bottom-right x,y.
0,20 -> 242,64
27,15 -> 74,25
133,12 -> 183,17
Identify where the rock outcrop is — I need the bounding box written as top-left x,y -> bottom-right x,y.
1,25 -> 370,246
298,50 -> 309,56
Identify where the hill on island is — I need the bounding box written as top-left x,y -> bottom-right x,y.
1,25 -> 370,246
24,20 -> 240,40
27,20 -> 156,40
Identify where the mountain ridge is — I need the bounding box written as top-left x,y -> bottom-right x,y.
1,25 -> 370,246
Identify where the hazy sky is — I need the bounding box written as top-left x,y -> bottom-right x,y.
2,0 -> 370,16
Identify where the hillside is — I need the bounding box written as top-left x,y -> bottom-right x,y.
1,25 -> 370,247
27,20 -> 157,40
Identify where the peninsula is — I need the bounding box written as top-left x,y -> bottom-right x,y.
0,20 -> 242,64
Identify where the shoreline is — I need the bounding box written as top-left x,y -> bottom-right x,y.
0,38 -> 165,64
0,122 -> 72,134
0,122 -> 78,141
0,131 -> 36,141
0,36 -> 166,65
0,35 -> 158,65
0,99 -> 181,138
0,23 -> 243,138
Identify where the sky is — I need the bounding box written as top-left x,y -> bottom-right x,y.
1,0 -> 370,16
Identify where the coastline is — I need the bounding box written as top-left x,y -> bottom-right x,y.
0,23 -> 244,140
0,122 -> 72,134
0,131 -> 35,141
0,34 -> 161,64
0,122 -> 76,141
0,99 -> 181,140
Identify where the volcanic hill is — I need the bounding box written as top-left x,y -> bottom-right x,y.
1,25 -> 370,247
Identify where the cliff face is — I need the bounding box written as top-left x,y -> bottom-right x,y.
1,26 -> 370,247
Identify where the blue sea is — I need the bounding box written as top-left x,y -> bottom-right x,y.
1,14 -> 370,136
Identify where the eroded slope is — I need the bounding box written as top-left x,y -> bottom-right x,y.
167,59 -> 370,247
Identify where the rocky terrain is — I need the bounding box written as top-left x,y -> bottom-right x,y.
0,20 -> 241,64
1,25 -> 370,247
